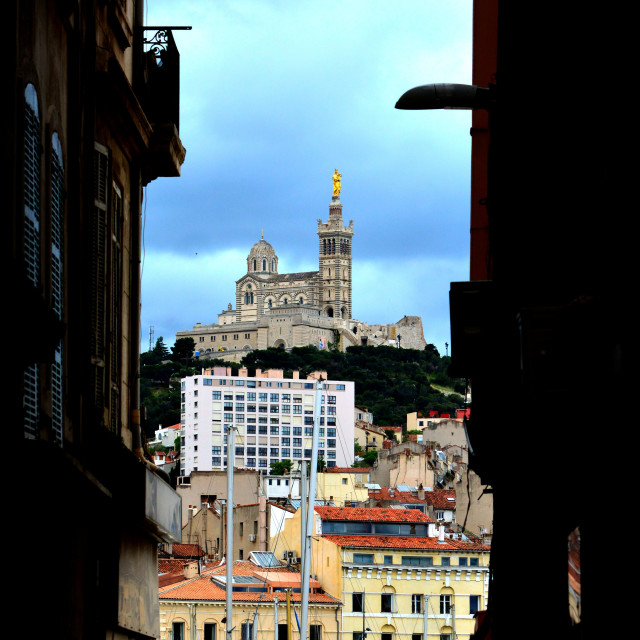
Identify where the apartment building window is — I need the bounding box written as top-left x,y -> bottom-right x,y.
310,625 -> 322,640
470,557 -> 479,566
459,557 -> 468,566
441,557 -> 450,566
270,393 -> 279,402
469,595 -> 480,614
440,594 -> 451,614
259,393 -> 268,402
281,448 -> 290,457
293,427 -> 302,436
381,593 -> 394,613
241,622 -> 253,640
247,392 -> 256,401
213,391 -> 221,399
384,555 -> 393,565
352,593 -> 364,612
411,594 -> 422,614
293,449 -> 302,458
222,335 -> 227,341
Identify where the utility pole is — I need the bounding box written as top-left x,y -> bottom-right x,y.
225,425 -> 236,640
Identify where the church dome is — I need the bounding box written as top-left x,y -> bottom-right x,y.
247,234 -> 278,274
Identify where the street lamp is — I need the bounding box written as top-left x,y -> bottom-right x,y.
395,83 -> 493,111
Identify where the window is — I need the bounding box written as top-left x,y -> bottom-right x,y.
458,557 -> 468,566
440,594 -> 451,614
204,623 -> 217,640
441,557 -> 450,566
411,594 -> 422,614
402,556 -> 433,566
470,557 -> 479,566
384,555 -> 394,565
469,595 -> 480,614
381,634 -> 393,640
172,622 -> 185,640
241,622 -> 253,640
353,553 -> 374,564
352,593 -> 364,612
310,625 -> 322,640
381,593 -> 394,613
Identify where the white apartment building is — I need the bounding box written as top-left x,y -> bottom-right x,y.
180,372 -> 355,476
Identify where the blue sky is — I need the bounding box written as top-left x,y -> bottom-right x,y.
141,0 -> 472,355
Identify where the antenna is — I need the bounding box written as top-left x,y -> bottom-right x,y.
149,325 -> 154,351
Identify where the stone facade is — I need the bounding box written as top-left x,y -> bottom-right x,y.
177,195 -> 426,357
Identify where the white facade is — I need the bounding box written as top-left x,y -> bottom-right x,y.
180,373 -> 355,476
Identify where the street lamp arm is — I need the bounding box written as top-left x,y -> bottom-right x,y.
395,83 -> 492,111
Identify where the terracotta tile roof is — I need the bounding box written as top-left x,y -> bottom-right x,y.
161,543 -> 204,559
159,560 -> 341,604
159,558 -> 190,574
368,488 -> 456,509
315,506 -> 433,523
322,534 -> 490,552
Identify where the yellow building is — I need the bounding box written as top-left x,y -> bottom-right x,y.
159,552 -> 342,640
316,469 -> 371,506
273,507 -> 490,640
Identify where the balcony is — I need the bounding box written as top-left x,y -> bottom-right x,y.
138,27 -> 188,184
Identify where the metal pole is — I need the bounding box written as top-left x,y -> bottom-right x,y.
274,597 -> 279,640
226,425 -> 236,640
300,380 -> 323,640
300,461 -> 307,580
286,589 -> 292,640
423,596 -> 429,640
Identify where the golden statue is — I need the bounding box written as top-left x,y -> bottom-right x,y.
332,169 -> 342,197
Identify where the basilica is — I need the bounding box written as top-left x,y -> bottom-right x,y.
176,190 -> 426,360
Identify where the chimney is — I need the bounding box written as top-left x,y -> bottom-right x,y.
256,368 -> 262,377
239,367 -> 248,377
183,561 -> 198,580
418,484 -> 425,500
293,370 -> 299,379
439,525 -> 445,542
226,367 -> 232,376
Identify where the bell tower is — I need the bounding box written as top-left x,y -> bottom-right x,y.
318,171 -> 354,319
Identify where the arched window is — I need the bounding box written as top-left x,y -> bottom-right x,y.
323,239 -> 327,255
299,297 -> 304,304
272,259 -> 275,271
253,259 -> 257,271
262,259 -> 266,271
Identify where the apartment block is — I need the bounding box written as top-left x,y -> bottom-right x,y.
180,371 -> 355,475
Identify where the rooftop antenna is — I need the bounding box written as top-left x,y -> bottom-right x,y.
149,325 -> 154,352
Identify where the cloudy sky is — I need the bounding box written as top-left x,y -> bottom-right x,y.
140,0 -> 473,355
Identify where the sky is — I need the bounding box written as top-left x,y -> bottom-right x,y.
140,0 -> 473,356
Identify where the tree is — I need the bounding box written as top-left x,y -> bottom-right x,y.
317,456 -> 326,473
270,459 -> 293,475
361,450 -> 378,467
172,337 -> 196,363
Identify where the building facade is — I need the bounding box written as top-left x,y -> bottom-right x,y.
176,192 -> 426,358
159,554 -> 342,640
180,370 -> 355,476
10,2 -> 184,638
272,506 -> 490,640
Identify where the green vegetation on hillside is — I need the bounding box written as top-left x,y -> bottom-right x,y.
139,339 -> 467,440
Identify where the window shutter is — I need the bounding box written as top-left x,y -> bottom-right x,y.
23,84 -> 41,440
91,143 -> 109,411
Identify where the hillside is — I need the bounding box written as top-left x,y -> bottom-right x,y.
140,339 -> 466,438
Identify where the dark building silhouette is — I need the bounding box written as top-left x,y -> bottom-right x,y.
450,2 -> 631,638
8,2 -> 185,637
